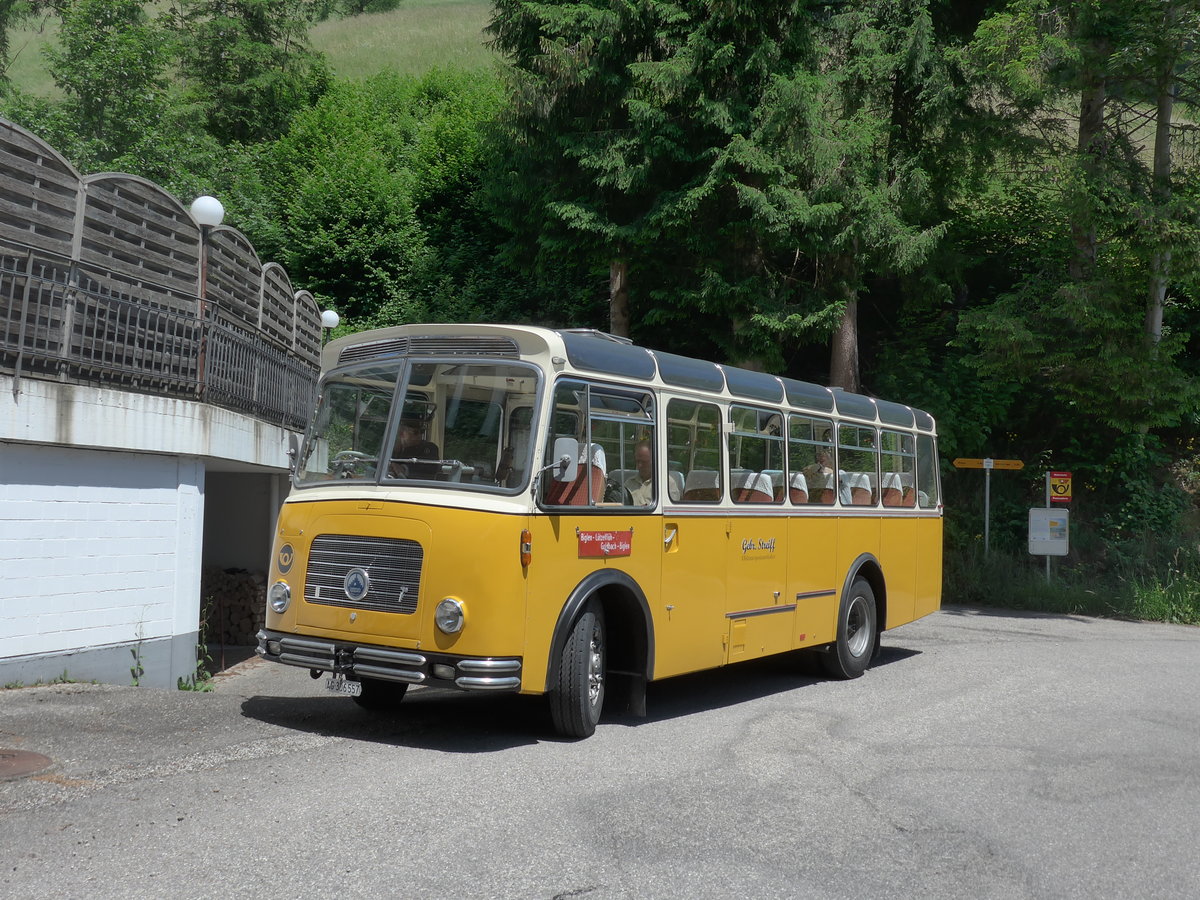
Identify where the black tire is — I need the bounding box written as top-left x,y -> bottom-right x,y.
549,601 -> 606,739
821,576 -> 878,680
351,677 -> 409,711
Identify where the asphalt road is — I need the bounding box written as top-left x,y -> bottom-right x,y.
1,606 -> 1197,900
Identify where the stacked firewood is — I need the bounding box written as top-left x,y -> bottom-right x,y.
201,567 -> 267,646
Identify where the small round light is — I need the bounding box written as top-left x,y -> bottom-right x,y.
435,597 -> 465,634
320,309 -> 340,329
269,581 -> 292,613
190,195 -> 225,227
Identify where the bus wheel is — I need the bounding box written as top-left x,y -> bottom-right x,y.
352,678 -> 408,711
550,601 -> 606,739
822,577 -> 878,680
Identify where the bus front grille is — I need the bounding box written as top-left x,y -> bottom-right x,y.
305,534 -> 423,614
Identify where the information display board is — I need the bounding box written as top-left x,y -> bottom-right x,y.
1028,508 -> 1070,556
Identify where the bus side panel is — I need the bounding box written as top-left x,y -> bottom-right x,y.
787,514 -> 840,649
523,513 -> 662,693
879,517 -> 918,628
913,516 -> 943,619
835,515 -> 882,612
657,514 -> 728,678
725,514 -> 791,663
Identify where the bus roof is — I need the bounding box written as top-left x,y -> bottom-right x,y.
322,323 -> 936,433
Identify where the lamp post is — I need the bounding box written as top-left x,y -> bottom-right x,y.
321,308 -> 340,345
190,195 -> 224,396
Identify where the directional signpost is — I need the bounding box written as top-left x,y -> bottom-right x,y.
952,458 -> 1025,555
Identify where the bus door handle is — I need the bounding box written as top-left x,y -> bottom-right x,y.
663,524 -> 678,549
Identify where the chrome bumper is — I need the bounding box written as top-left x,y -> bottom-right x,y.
255,629 -> 522,692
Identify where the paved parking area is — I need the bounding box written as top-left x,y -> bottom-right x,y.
2,606 -> 1198,899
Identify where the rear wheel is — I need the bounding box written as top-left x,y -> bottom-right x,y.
351,677 -> 409,711
821,577 -> 878,679
549,601 -> 606,739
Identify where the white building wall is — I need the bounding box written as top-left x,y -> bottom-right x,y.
0,374 -> 296,688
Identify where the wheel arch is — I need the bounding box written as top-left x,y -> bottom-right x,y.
841,552 -> 887,638
544,570 -> 654,714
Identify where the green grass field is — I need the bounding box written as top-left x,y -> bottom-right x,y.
1,1 -> 498,97
312,1 -> 499,80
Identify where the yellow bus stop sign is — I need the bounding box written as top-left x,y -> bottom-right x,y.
1049,471 -> 1072,503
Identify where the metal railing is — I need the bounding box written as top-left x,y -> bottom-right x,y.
1,242 -> 318,430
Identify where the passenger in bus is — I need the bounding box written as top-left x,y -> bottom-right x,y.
623,440 -> 654,506
388,419 -> 440,479
803,448 -> 835,503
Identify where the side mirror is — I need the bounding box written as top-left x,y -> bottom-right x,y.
287,431 -> 302,476
551,437 -> 580,482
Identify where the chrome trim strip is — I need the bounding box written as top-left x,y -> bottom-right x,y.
726,603 -> 798,619
279,636 -> 336,655
455,675 -> 522,691
457,658 -> 521,674
353,663 -> 426,685
278,651 -> 333,669
660,505 -> 942,518
795,589 -> 837,600
354,646 -> 427,667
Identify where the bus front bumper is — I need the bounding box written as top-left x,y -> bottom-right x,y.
255,629 -> 523,692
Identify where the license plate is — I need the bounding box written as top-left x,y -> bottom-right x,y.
325,675 -> 362,697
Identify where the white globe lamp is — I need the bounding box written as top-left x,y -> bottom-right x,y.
190,195 -> 225,228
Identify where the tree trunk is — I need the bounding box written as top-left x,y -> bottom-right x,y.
609,258 -> 629,338
1145,45 -> 1176,348
829,293 -> 860,392
1069,63 -> 1107,280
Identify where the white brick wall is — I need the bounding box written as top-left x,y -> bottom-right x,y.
0,442 -> 204,660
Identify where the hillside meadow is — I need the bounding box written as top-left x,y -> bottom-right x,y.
0,0 -> 497,97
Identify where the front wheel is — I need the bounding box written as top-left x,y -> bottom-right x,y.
821,577 -> 878,680
549,601 -> 606,739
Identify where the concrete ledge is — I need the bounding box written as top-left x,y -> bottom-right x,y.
0,632 -> 199,690
0,375 -> 297,471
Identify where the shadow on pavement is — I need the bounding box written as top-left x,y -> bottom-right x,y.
239,643 -> 920,752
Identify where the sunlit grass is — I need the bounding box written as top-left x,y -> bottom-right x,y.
2,11 -> 60,98
311,1 -> 500,80
2,1 -> 501,98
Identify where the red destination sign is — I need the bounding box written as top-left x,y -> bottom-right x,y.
577,529 -> 633,558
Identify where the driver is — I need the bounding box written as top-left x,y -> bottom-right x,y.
388,419 -> 440,479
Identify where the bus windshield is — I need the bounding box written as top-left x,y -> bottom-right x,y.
296,359 -> 541,491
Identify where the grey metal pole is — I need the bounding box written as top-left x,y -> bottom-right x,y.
1045,472 -> 1051,582
984,463 -> 991,555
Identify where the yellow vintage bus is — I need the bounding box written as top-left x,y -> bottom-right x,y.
257,324 -> 942,737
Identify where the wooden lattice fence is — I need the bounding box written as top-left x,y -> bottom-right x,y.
0,118 -> 320,429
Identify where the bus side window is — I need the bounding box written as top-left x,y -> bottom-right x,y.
667,398 -> 723,503
916,433 -> 940,508
838,424 -> 878,506
880,430 -> 916,507
729,406 -> 784,504
789,416 -> 835,505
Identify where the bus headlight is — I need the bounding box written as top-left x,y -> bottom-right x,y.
269,581 -> 292,613
435,597 -> 465,634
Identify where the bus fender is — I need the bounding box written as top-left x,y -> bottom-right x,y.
839,553 -> 887,655
545,569 -> 654,717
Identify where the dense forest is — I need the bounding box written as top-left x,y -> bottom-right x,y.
2,0 -> 1198,623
